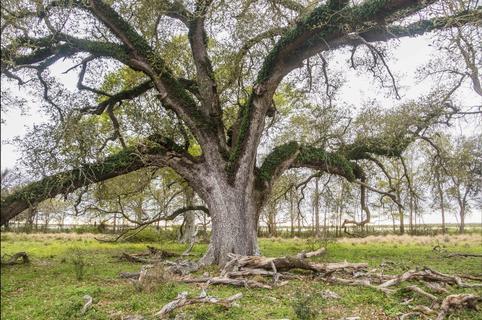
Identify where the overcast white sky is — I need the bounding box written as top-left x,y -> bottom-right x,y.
1,34 -> 481,224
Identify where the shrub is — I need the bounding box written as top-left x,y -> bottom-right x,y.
71,249 -> 86,281
292,292 -> 319,320
72,226 -> 100,234
123,228 -> 161,242
122,226 -> 179,242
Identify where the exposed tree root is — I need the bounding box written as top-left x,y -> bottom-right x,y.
154,291 -> 242,318
223,253 -> 367,274
1,252 -> 29,265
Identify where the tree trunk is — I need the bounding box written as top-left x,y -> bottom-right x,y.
323,204 -> 327,238
290,188 -> 295,237
314,177 -> 320,237
266,202 -> 277,237
435,172 -> 446,234
459,207 -> 465,234
179,187 -> 196,244
409,192 -> 413,234
199,182 -> 259,266
398,206 -> 405,234
396,188 -> 404,234
25,206 -> 36,233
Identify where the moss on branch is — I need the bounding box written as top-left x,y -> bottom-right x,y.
0,135 -> 191,225
258,141 -> 300,183
295,146 -> 357,181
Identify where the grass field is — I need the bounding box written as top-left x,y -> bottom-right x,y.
1,233 -> 481,320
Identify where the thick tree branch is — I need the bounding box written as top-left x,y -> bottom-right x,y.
0,136 -> 201,226
229,1 -> 480,182
187,0 -> 226,151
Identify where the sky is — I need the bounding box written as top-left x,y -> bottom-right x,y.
1,33 -> 481,225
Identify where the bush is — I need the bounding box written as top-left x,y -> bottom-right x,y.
71,249 -> 86,281
122,226 -> 180,242
292,292 -> 319,320
72,226 -> 100,234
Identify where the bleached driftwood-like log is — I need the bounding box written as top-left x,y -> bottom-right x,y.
224,253 -> 367,274
164,260 -> 200,275
154,291 -> 242,318
296,247 -> 326,259
410,305 -> 437,316
378,267 -> 482,289
327,276 -> 393,294
436,294 -> 481,320
404,285 -> 439,301
181,276 -> 271,289
423,281 -> 448,294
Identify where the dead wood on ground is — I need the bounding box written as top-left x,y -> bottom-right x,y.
1,252 -> 29,265
154,291 -> 242,318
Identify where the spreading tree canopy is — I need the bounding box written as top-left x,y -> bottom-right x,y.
1,0 -> 481,264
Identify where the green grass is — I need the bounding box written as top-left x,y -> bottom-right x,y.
1,233 -> 481,319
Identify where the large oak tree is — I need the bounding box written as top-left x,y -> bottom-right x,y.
1,0 -> 480,264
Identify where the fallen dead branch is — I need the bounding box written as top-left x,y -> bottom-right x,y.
119,271 -> 141,279
114,247 -> 481,320
121,253 -> 159,264
1,252 -> 29,265
398,312 -> 424,320
182,276 -> 272,289
80,295 -> 93,315
436,294 -> 481,320
410,305 -> 437,316
423,281 -> 448,294
327,276 -> 392,294
296,247 -> 326,259
224,253 -> 367,274
378,267 -> 482,289
459,274 -> 482,281
164,260 -> 200,275
154,291 -> 242,318
446,253 -> 482,258
404,285 -> 439,301
119,247 -> 180,263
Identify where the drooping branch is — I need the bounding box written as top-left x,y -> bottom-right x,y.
99,205 -> 209,243
0,136 -> 201,226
